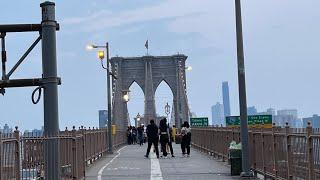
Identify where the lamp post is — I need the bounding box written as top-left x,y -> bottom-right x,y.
122,89 -> 130,102
87,42 -> 113,154
234,0 -> 253,177
185,66 -> 192,71
165,102 -> 170,120
136,113 -> 141,127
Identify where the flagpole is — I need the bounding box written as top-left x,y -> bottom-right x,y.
145,39 -> 149,55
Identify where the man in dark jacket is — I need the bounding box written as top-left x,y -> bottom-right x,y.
145,119 -> 159,158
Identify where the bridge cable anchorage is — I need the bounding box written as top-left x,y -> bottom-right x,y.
31,86 -> 43,104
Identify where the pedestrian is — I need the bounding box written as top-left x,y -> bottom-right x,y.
137,124 -> 144,146
181,121 -> 191,157
145,119 -> 160,158
167,123 -> 175,157
127,126 -> 132,145
132,126 -> 137,144
159,118 -> 169,158
143,124 -> 147,143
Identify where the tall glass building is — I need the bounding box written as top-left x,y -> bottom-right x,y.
99,110 -> 108,129
222,81 -> 231,117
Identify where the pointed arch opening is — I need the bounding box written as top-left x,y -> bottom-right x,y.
127,81 -> 145,126
154,80 -> 174,124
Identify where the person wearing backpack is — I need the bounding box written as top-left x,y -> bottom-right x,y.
181,121 -> 191,157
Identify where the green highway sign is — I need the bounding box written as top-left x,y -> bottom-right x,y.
226,115 -> 272,128
190,117 -> 209,127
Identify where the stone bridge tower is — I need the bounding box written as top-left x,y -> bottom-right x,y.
110,54 -> 189,130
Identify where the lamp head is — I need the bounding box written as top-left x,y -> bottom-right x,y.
86,44 -> 95,50
98,50 -> 105,59
185,66 -> 192,71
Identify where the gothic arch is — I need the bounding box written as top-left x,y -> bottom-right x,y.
110,54 -> 189,130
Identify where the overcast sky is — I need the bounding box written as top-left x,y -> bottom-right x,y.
1,0 -> 320,130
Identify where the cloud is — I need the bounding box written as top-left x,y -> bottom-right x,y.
62,0 -> 214,32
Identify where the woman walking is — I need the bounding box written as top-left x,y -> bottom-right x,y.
181,121 -> 191,157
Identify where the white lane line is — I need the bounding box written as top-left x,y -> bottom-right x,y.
97,146 -> 127,180
150,147 -> 163,180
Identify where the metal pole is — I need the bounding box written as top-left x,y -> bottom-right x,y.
234,0 -> 253,177
106,42 -> 113,154
41,2 -> 60,179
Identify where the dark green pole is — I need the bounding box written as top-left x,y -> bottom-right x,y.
235,0 -> 253,177
41,1 -> 60,179
106,42 -> 113,154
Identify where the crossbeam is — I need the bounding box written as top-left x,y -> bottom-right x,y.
0,77 -> 61,88
0,23 -> 60,33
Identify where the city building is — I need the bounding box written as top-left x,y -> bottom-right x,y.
99,110 -> 108,129
266,108 -> 276,116
0,124 -> 13,134
247,106 -> 257,115
190,112 -> 197,118
23,127 -> 44,137
302,114 -> 320,128
222,81 -> 231,117
211,102 -> 225,126
274,109 -> 299,127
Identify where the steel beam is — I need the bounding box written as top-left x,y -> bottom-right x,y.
0,78 -> 61,88
0,23 -> 59,33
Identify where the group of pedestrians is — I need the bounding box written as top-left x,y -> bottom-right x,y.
144,118 -> 191,159
127,125 -> 146,145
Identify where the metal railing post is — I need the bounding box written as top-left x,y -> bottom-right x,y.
272,125 -> 278,178
0,132 -> 2,180
307,122 -> 315,180
14,127 -> 21,180
261,127 -> 266,177
71,127 -> 77,179
40,2 -> 60,179
285,123 -> 292,180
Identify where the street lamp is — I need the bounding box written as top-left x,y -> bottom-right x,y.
234,0 -> 253,177
122,90 -> 130,102
86,42 -> 113,154
98,50 -> 105,59
165,102 -> 170,117
136,113 -> 141,122
185,66 -> 192,71
136,113 -> 141,127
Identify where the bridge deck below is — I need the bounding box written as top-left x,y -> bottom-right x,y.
85,144 -> 237,180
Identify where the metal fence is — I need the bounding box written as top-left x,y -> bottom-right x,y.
191,123 -> 320,180
0,127 -> 126,180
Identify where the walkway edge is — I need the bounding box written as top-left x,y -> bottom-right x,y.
97,146 -> 127,180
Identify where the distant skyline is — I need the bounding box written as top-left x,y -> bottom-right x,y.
1,1 -> 320,130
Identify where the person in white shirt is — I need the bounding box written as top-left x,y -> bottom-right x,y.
180,121 -> 191,157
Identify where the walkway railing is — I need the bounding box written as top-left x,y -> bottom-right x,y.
0,127 -> 126,180
191,123 -> 320,180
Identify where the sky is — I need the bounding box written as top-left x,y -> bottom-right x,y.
1,0 -> 320,130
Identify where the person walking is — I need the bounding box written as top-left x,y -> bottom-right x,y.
145,119 -> 160,158
137,124 -> 144,146
181,121 -> 191,157
132,126 -> 137,144
127,126 -> 132,145
159,118 -> 169,158
167,123 -> 175,157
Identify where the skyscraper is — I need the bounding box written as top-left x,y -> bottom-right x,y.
222,81 -> 231,117
302,114 -> 320,128
211,102 -> 225,126
99,110 -> 108,129
247,106 -> 257,115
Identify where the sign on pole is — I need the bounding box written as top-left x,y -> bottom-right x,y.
226,115 -> 272,128
190,117 -> 209,127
